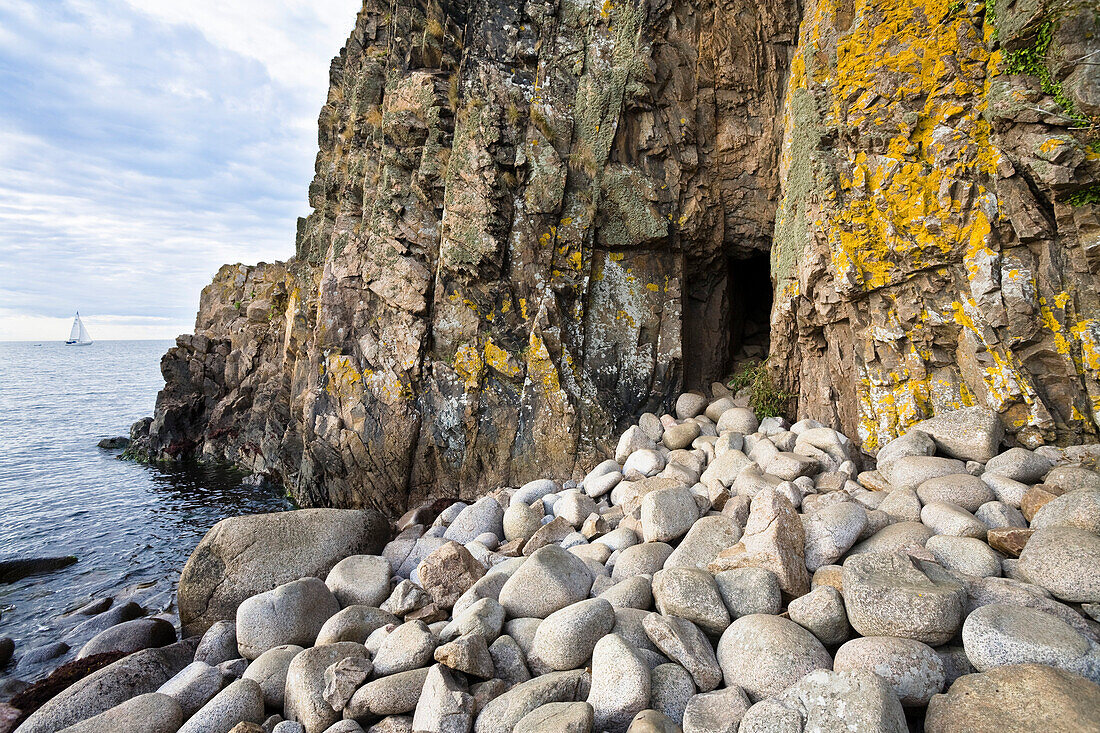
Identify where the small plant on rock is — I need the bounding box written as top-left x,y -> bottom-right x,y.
726,360 -> 794,418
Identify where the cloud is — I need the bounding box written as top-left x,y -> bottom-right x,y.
0,0 -> 360,340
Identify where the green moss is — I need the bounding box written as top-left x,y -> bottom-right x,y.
726,361 -> 795,418
997,14 -> 1091,128
1067,184 -> 1100,206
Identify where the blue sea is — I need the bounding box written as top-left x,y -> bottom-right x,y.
0,340 -> 291,680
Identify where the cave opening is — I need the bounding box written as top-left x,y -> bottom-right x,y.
726,250 -> 773,375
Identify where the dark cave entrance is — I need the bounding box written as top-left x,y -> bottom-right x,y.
727,251 -> 773,371
682,249 -> 774,391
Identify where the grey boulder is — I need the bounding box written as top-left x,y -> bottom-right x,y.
236,577 -> 341,659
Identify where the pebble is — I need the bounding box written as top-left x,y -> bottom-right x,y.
716,614 -> 831,702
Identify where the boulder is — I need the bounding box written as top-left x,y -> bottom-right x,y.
194,620 -> 239,666
1017,526 -> 1100,603
55,692 -> 183,733
345,668 -> 431,718
841,552 -> 965,645
417,542 -> 486,609
474,670 -> 591,733
16,638 -> 197,733
833,636 -> 945,706
880,456 -> 969,492
284,643 -> 367,731
1029,489 -> 1100,534
801,502 -> 867,571
651,568 -> 730,635
411,664 -> 475,733
740,670 -> 907,733
325,556 -> 391,608
984,448 -> 1052,483
371,621 -> 437,677
707,488 -> 809,597
681,685 -> 751,733
444,497 -> 505,545
178,678 -> 265,733
713,567 -> 782,617
498,546 -> 595,618
178,509 -> 388,635
243,644 -> 304,708
529,598 -> 615,672
612,543 -> 674,582
640,486 -> 699,543
514,701 -> 594,733
158,661 -> 224,718
908,407 -> 1004,462
236,577 -> 341,659
663,516 -> 741,570
588,634 -> 651,733
926,535 -> 1002,578
962,604 -> 1100,683
76,617 -> 176,659
924,664 -> 1100,732
916,474 -> 996,513
642,613 -> 721,692
786,585 -> 850,646
316,606 -> 399,646
716,614 -> 831,702
433,633 -> 493,678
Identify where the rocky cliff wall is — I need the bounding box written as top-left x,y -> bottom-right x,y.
136,0 -> 1100,515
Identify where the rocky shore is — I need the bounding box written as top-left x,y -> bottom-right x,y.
6,388 -> 1100,732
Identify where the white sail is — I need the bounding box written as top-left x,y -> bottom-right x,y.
67,312 -> 93,345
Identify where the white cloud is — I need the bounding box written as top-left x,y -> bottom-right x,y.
0,0 -> 362,340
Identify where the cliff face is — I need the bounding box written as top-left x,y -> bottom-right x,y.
137,0 -> 1100,514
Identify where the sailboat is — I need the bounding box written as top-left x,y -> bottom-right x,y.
65,312 -> 93,346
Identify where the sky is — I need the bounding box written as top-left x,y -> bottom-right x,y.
0,0 -> 361,340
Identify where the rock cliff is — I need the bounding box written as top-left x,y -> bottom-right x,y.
132,0 -> 1100,514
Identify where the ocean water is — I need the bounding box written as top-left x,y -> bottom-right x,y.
0,340 -> 291,680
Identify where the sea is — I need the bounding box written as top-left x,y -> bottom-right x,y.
0,340 -> 291,681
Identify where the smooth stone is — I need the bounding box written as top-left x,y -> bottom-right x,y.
284,643 -> 366,732
921,501 -> 988,539
641,486 -> 700,543
498,546 -> 595,619
596,527 -> 640,553
663,516 -> 742,570
56,692 -> 183,733
16,638 -> 198,733
434,633 -> 493,678
713,567 -> 781,618
974,501 -> 1027,530
444,497 -> 505,545
624,450 -> 666,481
179,678 -> 265,733
676,393 -> 708,420
876,430 -> 937,469
617,427 -> 659,464
962,603 -> 1100,682
474,670 -> 591,733
924,664 -> 1100,732
555,491 -> 598,528
411,664 -> 475,733
786,585 -> 850,646
158,661 -> 224,718
916,474 -> 996,513
243,645 -> 304,708
627,709 -> 682,732
17,641 -> 69,669
588,634 -> 651,733
599,575 -> 654,610
801,502 -> 867,571
441,597 -> 505,643
1044,464 -> 1100,492
326,556 -> 391,608
880,456 -> 968,492
681,685 -> 751,733
878,489 -> 923,522
716,614 -> 831,702
651,568 -> 730,635
649,663 -> 696,723
345,668 -> 430,718
514,701 -> 593,733
316,606 -> 399,646
236,578 -> 341,659
488,635 -> 531,688
664,422 -> 702,451
984,447 -> 1052,483
847,521 -> 934,556
513,480 -> 560,507
504,502 -> 543,543
612,543 -> 674,582
78,617 -> 176,659
926,535 -> 1002,577
909,407 -> 1004,462
841,552 -> 965,645
1029,489 -> 1100,534
981,474 -> 1029,508
529,598 -> 615,672
273,723 -> 307,733
195,620 -> 240,666
371,621 -> 436,677
585,471 -> 624,500
178,509 -> 388,635
716,408 -> 759,436
834,636 -> 945,706
642,613 -> 722,693
1017,526 -> 1100,603
742,669 -> 907,733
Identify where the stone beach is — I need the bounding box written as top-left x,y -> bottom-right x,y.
7,395 -> 1100,732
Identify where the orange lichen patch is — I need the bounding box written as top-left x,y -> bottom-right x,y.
484,338 -> 522,378
525,331 -> 568,410
453,343 -> 485,390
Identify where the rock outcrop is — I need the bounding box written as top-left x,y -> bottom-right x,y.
131,0 -> 1100,514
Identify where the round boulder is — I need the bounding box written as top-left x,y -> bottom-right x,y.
716,614 -> 831,702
